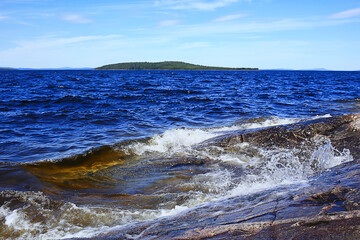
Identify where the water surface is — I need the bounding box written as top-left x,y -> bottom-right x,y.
0,70 -> 359,239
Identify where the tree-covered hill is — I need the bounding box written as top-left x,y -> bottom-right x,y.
96,61 -> 258,71
0,67 -> 18,71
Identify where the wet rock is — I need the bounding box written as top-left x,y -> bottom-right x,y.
211,113 -> 360,159
84,113 -> 360,240
89,163 -> 360,240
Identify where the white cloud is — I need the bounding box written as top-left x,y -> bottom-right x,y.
0,34 -> 124,68
14,34 -> 122,49
330,7 -> 360,19
213,13 -> 246,22
0,14 -> 7,20
167,16 -> 354,38
61,14 -> 92,24
154,0 -> 239,11
157,19 -> 181,27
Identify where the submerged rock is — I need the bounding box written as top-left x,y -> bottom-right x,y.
84,113 -> 360,240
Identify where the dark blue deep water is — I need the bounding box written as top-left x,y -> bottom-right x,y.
0,70 -> 359,163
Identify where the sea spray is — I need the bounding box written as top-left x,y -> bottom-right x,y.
126,128 -> 218,155
124,114 -> 332,156
0,115 -> 355,239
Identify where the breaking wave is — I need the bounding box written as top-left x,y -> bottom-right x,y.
0,114 -> 354,239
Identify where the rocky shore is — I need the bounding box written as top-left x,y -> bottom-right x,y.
82,113 -> 360,240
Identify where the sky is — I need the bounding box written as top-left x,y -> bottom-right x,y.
0,0 -> 359,70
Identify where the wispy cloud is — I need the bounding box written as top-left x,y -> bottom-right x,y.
163,16 -> 353,38
61,14 -> 92,24
154,0 -> 239,11
0,34 -> 125,68
14,34 -> 122,49
213,13 -> 246,22
157,19 -> 182,27
330,7 -> 360,19
0,14 -> 7,20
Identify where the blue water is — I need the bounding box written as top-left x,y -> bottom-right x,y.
0,70 -> 360,239
0,70 -> 359,163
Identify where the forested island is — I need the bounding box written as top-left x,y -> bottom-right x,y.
0,67 -> 18,71
96,61 -> 258,71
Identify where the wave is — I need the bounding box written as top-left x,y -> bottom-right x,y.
0,113 -> 356,239
21,145 -> 129,190
0,95 -> 99,108
0,135 -> 352,239
123,114 -> 332,155
11,114 -> 334,189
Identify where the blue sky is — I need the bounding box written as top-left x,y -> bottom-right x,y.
0,0 -> 359,70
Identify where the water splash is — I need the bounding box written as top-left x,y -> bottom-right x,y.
125,114 -> 332,156
0,115 -> 355,239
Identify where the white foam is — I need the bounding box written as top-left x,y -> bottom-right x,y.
124,115 -> 333,157
0,191 -> 137,239
224,137 -> 353,197
309,114 -> 332,120
212,114 -> 332,133
207,117 -> 298,134
0,189 -> 225,239
3,114 -> 352,239
310,137 -> 353,170
158,205 -> 190,218
127,128 -> 219,155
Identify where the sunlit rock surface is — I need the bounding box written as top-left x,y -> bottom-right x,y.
86,113 -> 360,240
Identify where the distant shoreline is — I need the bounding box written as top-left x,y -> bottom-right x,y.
1,66 -> 358,72
0,68 -> 19,71
95,61 -> 259,71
